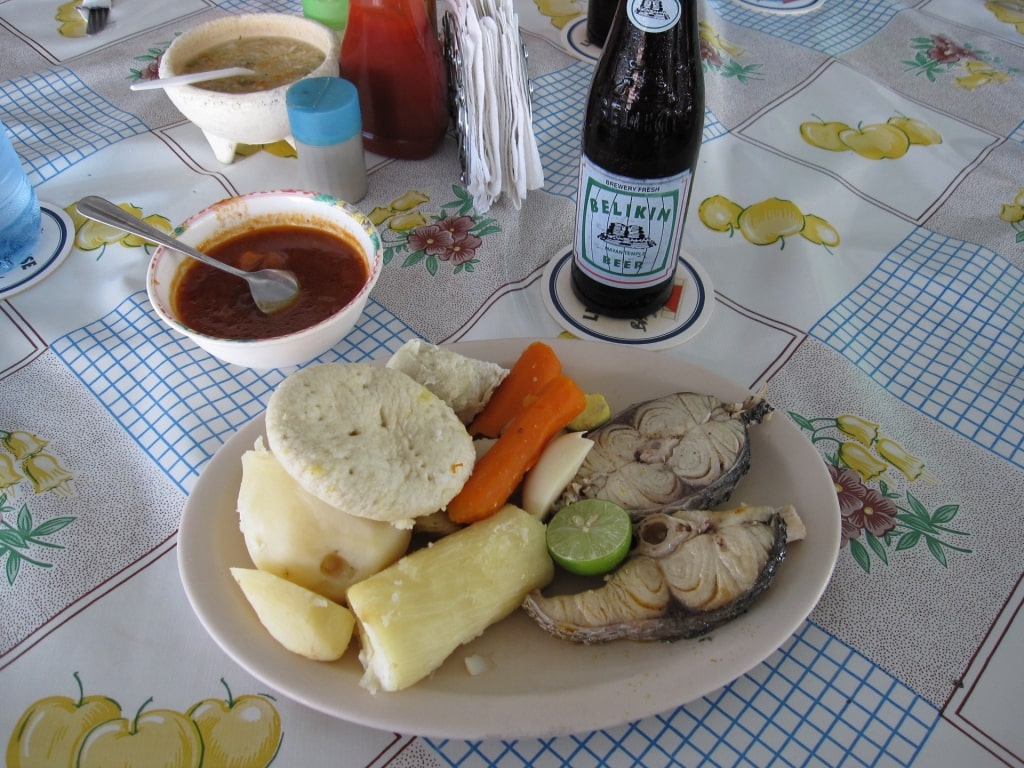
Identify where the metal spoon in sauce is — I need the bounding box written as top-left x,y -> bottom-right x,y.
76,195 -> 300,315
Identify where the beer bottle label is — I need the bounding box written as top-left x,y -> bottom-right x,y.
626,0 -> 681,34
573,155 -> 691,289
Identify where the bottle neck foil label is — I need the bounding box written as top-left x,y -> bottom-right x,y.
573,155 -> 691,289
626,0 -> 681,34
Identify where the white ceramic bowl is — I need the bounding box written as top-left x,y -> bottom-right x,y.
147,190 -> 382,370
158,13 -> 340,163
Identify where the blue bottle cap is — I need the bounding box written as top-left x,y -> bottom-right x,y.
286,77 -> 362,147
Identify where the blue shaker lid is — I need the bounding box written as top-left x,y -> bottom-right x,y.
286,77 -> 362,146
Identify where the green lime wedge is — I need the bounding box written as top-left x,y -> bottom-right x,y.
546,499 -> 633,576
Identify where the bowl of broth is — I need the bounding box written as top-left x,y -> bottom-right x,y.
147,190 -> 383,369
158,14 -> 339,163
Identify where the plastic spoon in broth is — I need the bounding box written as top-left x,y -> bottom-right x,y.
128,67 -> 257,91
76,196 -> 300,314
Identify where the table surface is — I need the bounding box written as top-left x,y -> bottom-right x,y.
2,0 -> 1023,766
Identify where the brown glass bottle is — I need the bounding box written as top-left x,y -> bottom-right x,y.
586,0 -> 618,47
571,0 -> 705,319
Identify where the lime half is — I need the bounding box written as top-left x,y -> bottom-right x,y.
546,499 -> 633,576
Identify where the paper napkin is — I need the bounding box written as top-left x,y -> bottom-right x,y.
441,0 -> 544,212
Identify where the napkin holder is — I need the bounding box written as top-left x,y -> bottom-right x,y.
440,0 -> 544,212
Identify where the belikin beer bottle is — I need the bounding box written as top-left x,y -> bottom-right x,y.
586,0 -> 618,47
570,0 -> 705,319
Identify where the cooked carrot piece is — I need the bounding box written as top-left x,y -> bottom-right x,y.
468,341 -> 562,438
447,374 -> 587,525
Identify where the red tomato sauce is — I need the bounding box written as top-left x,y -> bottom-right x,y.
174,226 -> 368,340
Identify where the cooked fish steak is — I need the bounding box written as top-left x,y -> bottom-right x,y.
522,504 -> 803,643
558,392 -> 772,519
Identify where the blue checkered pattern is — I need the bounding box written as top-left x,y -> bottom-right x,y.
210,0 -> 297,12
532,61 -> 728,202
1010,116 -> 1024,145
0,69 -> 150,186
428,622 -> 937,767
705,0 -> 902,57
531,61 -> 593,200
51,293 -> 415,493
813,227 -> 1024,469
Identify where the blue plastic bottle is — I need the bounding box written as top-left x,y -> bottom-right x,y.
0,119 -> 41,276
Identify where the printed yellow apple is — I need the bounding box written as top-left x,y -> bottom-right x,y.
55,1 -> 83,22
736,197 -> 805,246
121,214 -> 174,248
389,189 -> 431,211
74,202 -> 145,250
999,203 -> 1024,223
799,120 -> 851,152
697,195 -> 744,232
987,0 -> 1024,25
534,0 -> 583,28
187,679 -> 282,768
887,116 -> 942,146
389,210 -> 429,231
75,699 -> 203,768
800,214 -> 841,248
234,140 -> 297,159
839,123 -> 910,159
55,1 -> 87,37
699,22 -> 745,58
5,674 -> 121,768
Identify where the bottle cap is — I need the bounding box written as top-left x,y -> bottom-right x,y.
286,77 -> 362,146
301,0 -> 348,31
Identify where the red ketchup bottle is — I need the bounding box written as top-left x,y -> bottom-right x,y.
340,0 -> 449,159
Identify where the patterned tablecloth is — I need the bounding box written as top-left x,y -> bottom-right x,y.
2,0 -> 1023,765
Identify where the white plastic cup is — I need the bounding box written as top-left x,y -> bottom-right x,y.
0,120 -> 41,275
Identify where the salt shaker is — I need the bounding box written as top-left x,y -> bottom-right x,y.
286,77 -> 368,203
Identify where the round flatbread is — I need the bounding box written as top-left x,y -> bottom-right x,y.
265,363 -> 475,527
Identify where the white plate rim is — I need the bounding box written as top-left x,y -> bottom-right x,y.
177,338 -> 840,740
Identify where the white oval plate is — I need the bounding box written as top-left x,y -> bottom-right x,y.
177,338 -> 840,740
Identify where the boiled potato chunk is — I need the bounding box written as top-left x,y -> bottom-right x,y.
231,568 -> 355,661
348,504 -> 554,692
238,441 -> 411,603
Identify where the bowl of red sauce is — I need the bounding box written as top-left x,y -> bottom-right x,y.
146,190 -> 382,369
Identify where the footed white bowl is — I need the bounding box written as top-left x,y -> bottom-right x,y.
158,14 -> 340,163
